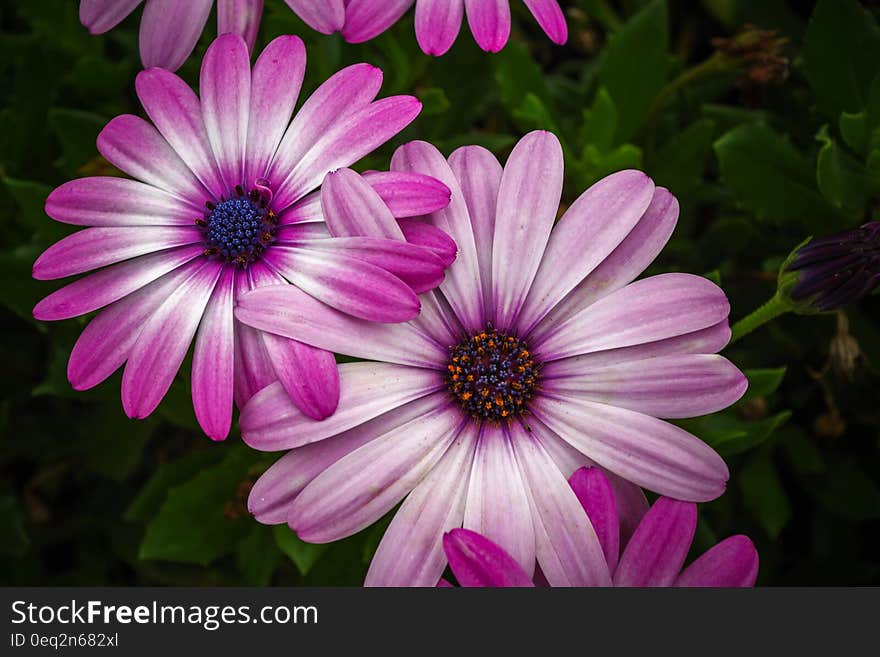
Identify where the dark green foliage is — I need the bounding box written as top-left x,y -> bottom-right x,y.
0,0 -> 878,586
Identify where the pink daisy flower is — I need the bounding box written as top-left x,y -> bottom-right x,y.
32,33 -> 455,441
442,466 -> 760,587
287,0 -> 568,56
236,130 -> 748,587
79,0 -> 265,71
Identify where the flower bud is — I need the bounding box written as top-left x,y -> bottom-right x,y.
779,222 -> 880,312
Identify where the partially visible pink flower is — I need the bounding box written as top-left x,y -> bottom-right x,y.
32,34 -> 453,441
236,131 -> 747,587
443,467 -> 760,587
79,0 -> 265,71
286,0 -> 568,56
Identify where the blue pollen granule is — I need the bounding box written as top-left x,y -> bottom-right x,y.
198,187 -> 277,267
446,326 -> 540,423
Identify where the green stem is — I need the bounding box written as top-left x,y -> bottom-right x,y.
729,295 -> 790,345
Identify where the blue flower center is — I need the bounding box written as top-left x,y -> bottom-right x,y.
199,186 -> 277,267
446,326 -> 540,423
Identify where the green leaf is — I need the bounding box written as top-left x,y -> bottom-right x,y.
47,108 -> 106,176
139,446 -> 257,565
803,0 -> 880,118
493,42 -> 551,113
419,87 -> 450,117
76,404 -> 154,482
512,93 -> 561,135
740,367 -> 787,402
598,0 -> 668,142
714,122 -> 841,230
815,125 -> 879,211
650,119 -> 715,195
273,524 -> 328,575
840,111 -> 869,155
125,448 -> 227,523
2,177 -> 71,243
0,244 -> 49,322
236,525 -> 281,586
739,454 -> 791,539
155,380 -> 201,432
579,87 -> 618,154
682,409 -> 790,458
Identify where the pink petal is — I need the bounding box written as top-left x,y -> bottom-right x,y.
264,246 -> 420,322
135,68 -> 225,197
192,267 -> 236,441
294,236 -> 446,294
216,0 -> 263,52
33,226 -> 201,280
341,0 -> 414,43
33,246 -> 203,321
121,261 -> 222,419
448,144 -> 502,315
463,424 -> 536,576
65,259 -> 201,390
249,393 -> 450,524
274,96 -> 423,210
614,498 -> 696,587
603,469 -> 650,547
268,64 -> 384,209
519,171 -> 657,335
415,0 -> 464,56
365,422 -> 478,586
240,363 -> 443,451
523,0 -> 568,44
288,404 -> 463,542
535,273 -> 731,362
235,283 -> 447,367
283,0 -> 345,34
492,131 -> 563,331
397,219 -> 457,267
543,354 -> 748,419
245,35 -> 306,184
232,263 -> 277,407
464,0 -> 510,52
392,141 -> 485,331
139,0 -> 213,71
535,395 -> 729,502
321,168 -> 404,239
511,421 -> 612,586
200,33 -> 251,190
443,528 -> 534,587
361,171 -> 452,218
97,114 -> 208,202
261,331 -> 340,421
538,321 -> 732,373
45,177 -> 202,227
529,186 -> 677,336
79,0 -> 142,34
568,467 -> 619,574
675,535 -> 759,587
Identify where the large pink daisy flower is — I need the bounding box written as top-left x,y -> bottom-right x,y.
79,0 -> 266,71
287,0 -> 568,56
32,34 -> 454,441
442,467 -> 759,587
236,130 -> 748,587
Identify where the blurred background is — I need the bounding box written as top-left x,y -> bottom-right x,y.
1,0 -> 878,585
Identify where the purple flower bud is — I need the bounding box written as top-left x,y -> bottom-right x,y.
784,222 -> 880,311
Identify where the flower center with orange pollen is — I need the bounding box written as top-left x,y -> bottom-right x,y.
445,326 -> 540,423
